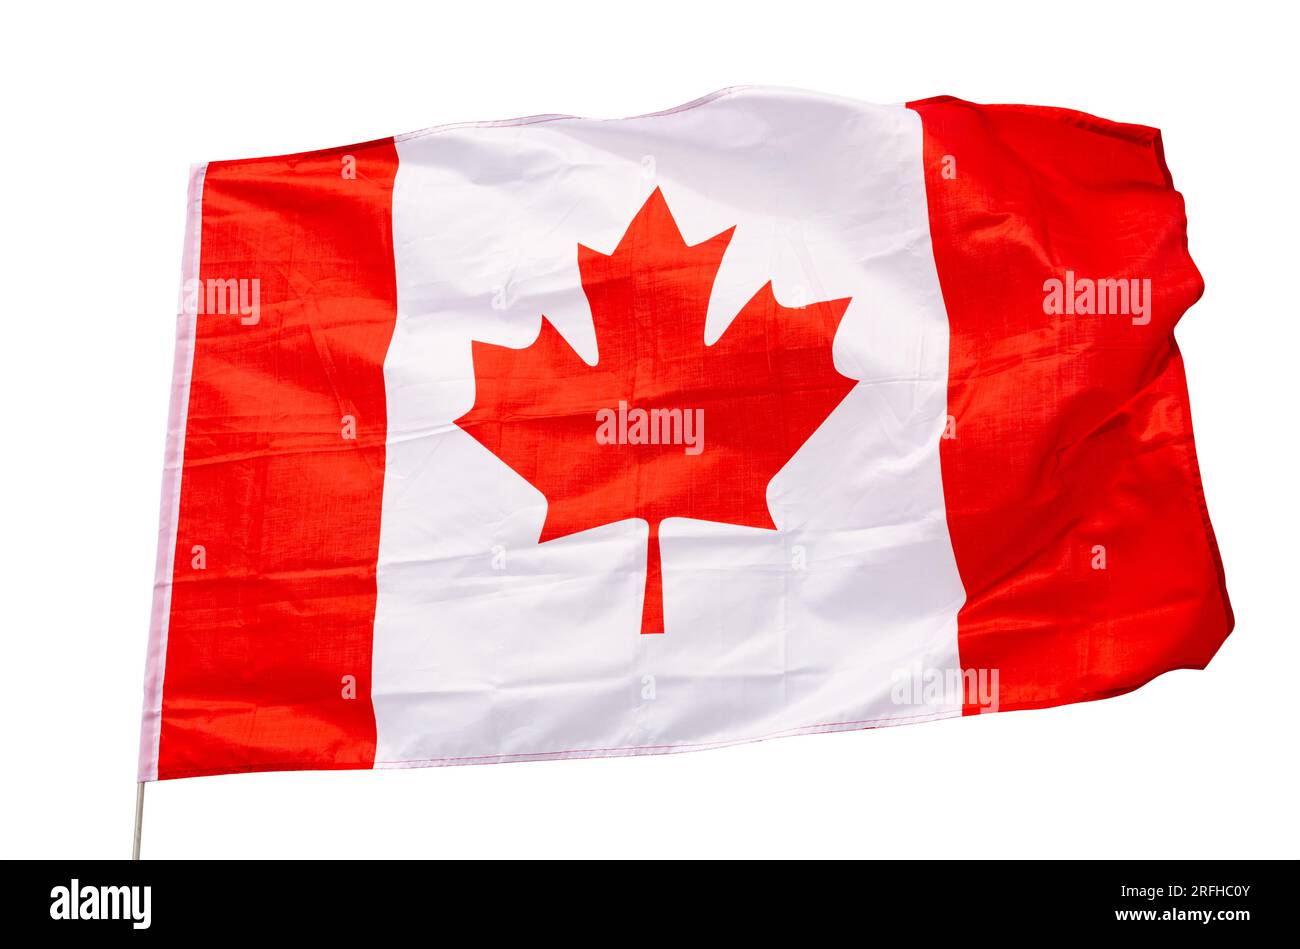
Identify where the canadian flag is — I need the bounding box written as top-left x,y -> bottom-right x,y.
140,87 -> 1232,781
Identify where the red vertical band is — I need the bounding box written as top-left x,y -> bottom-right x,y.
156,140 -> 399,779
908,98 -> 1233,713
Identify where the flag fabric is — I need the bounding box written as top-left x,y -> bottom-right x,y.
139,87 -> 1232,781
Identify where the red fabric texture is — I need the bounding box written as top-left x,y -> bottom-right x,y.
907,97 -> 1232,714
156,140 -> 399,779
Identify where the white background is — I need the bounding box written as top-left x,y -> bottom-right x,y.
2,0 -> 1295,859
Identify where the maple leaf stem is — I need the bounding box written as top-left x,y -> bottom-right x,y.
641,520 -> 665,635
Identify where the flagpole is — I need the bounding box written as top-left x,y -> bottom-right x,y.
132,782 -> 145,860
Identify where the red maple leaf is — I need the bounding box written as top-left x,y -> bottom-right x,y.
456,188 -> 854,634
